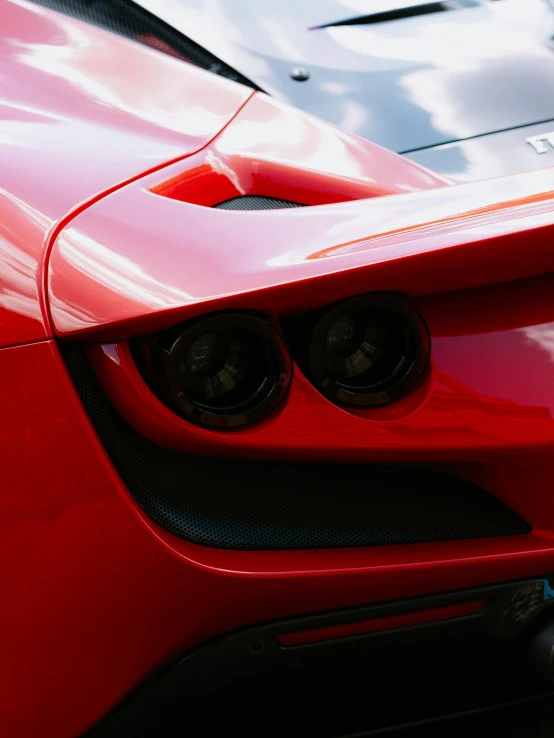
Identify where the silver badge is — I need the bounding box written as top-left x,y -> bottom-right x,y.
526,132 -> 554,154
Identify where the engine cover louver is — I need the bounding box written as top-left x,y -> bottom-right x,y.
313,0 -> 491,29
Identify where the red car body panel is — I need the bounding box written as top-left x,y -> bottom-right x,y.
4,341 -> 554,738
0,0 -> 252,349
3,1 -> 554,736
48,96 -> 554,343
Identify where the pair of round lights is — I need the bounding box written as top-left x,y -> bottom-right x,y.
139,295 -> 429,429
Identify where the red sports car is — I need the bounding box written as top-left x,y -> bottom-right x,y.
3,1 -> 554,736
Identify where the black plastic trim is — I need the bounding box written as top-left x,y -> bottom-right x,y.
85,576 -> 554,737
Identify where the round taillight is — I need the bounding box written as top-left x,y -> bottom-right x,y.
308,295 -> 429,407
140,313 -> 291,428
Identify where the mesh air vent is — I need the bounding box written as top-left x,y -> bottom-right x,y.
214,197 -> 305,211
62,347 -> 531,550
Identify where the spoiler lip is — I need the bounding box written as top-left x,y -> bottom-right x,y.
47,164 -> 554,342
43,88 -> 554,343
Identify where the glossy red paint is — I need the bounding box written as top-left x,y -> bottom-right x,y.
4,2 -> 554,736
275,600 -> 486,646
87,268 -> 554,463
4,341 -> 554,738
151,94 -> 451,208
0,0 -> 251,349
83,268 -> 554,557
48,114 -> 554,340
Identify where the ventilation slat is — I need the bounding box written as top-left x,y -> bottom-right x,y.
314,0 -> 481,29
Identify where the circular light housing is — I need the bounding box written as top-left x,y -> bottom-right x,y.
147,314 -> 291,429
308,295 -> 429,407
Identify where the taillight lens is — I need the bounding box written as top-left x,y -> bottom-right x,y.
307,295 -> 429,407
135,313 -> 292,429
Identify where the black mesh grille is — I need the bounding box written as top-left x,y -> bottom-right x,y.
27,0 -> 260,89
214,197 -> 305,211
63,347 -> 531,550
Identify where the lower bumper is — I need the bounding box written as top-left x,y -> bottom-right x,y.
86,576 -> 554,737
